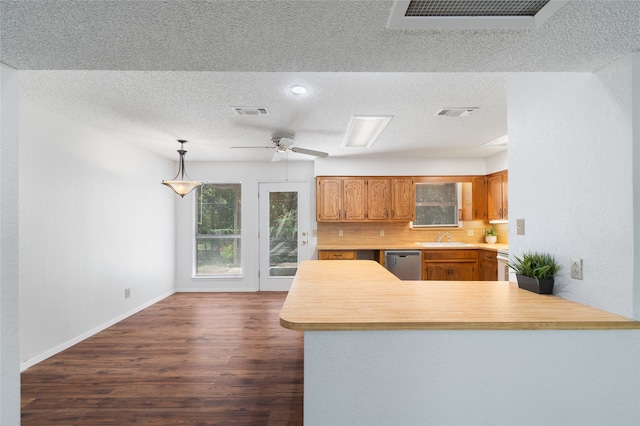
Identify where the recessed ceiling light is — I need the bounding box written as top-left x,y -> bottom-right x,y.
289,85 -> 308,95
342,116 -> 393,148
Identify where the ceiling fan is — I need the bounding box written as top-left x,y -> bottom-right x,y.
231,132 -> 329,161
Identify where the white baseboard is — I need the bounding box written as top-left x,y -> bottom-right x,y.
20,291 -> 175,372
175,288 -> 257,292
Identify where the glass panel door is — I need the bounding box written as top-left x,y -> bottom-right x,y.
259,182 -> 310,291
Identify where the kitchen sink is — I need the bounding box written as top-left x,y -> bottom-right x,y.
415,242 -> 475,247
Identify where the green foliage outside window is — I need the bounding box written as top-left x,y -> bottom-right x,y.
196,184 -> 242,275
414,183 -> 459,227
269,192 -> 298,268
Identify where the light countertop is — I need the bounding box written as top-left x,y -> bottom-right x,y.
279,260 -> 640,331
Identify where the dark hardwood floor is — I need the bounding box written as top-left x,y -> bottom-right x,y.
21,292 -> 304,425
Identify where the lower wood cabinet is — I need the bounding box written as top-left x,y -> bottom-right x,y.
478,250 -> 498,281
422,250 -> 478,281
318,250 -> 356,260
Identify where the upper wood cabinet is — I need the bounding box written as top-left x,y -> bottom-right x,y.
487,170 -> 508,221
316,177 -> 343,221
461,177 -> 488,221
471,176 -> 488,220
367,178 -> 391,220
317,177 -> 367,222
342,178 -> 367,221
316,177 -> 414,222
390,178 -> 415,221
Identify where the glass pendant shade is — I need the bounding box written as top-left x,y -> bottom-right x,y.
161,140 -> 202,197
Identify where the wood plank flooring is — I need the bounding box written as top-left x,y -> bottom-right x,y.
21,292 -> 304,425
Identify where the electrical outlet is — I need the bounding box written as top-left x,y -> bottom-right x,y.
338,230 -> 343,237
467,230 -> 474,236
125,288 -> 131,299
516,219 -> 525,235
380,230 -> 385,237
571,258 -> 583,280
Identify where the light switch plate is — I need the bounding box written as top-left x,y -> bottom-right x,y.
516,218 -> 525,235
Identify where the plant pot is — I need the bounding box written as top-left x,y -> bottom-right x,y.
516,274 -> 554,294
485,235 -> 497,244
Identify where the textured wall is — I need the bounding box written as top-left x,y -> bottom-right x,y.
508,55 -> 637,318
1,62 -> 21,426
19,102 -> 176,368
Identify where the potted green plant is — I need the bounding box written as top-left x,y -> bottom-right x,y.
508,251 -> 561,294
484,227 -> 498,244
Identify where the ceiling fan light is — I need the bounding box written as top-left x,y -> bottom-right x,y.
342,116 -> 392,148
161,140 -> 202,197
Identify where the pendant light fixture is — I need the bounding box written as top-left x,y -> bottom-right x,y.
161,139 -> 202,197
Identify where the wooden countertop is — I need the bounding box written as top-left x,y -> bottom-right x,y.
279,260 -> 640,331
317,243 -> 509,251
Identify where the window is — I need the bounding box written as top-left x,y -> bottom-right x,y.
195,183 -> 241,276
413,182 -> 460,227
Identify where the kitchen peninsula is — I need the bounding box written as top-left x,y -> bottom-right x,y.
280,260 -> 640,426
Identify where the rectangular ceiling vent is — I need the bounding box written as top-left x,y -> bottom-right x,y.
388,0 -> 567,29
435,107 -> 478,117
232,106 -> 269,116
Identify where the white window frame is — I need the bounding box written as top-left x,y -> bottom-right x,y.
193,182 -> 243,277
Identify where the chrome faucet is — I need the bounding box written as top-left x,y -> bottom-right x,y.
436,232 -> 451,243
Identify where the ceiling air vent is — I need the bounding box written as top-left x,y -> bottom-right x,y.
231,106 -> 269,116
435,107 -> 478,117
388,0 -> 567,29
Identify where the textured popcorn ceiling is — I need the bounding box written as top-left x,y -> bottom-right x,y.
2,0 -> 640,161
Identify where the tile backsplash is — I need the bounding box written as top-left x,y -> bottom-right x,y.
317,221 -> 508,246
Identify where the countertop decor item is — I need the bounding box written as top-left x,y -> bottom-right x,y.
161,139 -> 202,197
484,227 -> 498,244
508,251 -> 560,294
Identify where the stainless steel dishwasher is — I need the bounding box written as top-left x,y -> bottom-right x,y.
384,250 -> 422,280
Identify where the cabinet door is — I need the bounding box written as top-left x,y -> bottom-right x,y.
487,174 -> 504,220
501,172 -> 508,219
342,178 -> 367,221
390,178 -> 415,221
450,263 -> 476,281
480,261 -> 498,281
471,176 -> 488,220
316,178 -> 342,221
367,178 -> 390,220
424,263 -> 451,280
479,250 -> 498,281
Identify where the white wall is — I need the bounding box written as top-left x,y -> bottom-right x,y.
19,102 -> 176,369
174,160 -> 316,291
1,63 -> 21,426
632,53 -> 640,322
508,53 -> 638,318
485,150 -> 508,174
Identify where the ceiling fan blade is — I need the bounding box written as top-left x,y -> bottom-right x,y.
290,147 -> 329,158
230,146 -> 272,149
